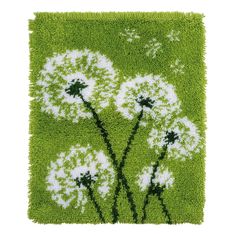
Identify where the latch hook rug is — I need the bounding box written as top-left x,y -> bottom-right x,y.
29,12 -> 206,224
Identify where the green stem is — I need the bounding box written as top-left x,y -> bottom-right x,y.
156,191 -> 172,224
86,185 -> 106,223
141,146 -> 172,224
79,93 -> 138,223
112,109 -> 143,223
78,93 -> 119,168
141,157 -> 161,223
75,176 -> 105,223
141,191 -> 150,223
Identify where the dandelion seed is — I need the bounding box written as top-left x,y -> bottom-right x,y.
120,28 -> 140,42
144,38 -> 162,58
170,59 -> 185,75
167,30 -> 180,42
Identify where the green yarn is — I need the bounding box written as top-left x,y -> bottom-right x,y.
29,12 -> 206,224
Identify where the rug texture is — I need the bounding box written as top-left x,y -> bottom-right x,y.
29,12 -> 206,224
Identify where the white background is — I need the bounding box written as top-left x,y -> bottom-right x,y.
0,0 -> 236,235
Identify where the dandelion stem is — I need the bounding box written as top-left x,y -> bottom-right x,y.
141,157 -> 161,223
75,176 -> 105,223
112,109 -> 143,223
141,145 -> 172,224
78,92 -> 138,223
156,191 -> 172,224
120,109 -> 144,176
141,191 -> 150,223
86,185 -> 106,223
78,93 -> 119,168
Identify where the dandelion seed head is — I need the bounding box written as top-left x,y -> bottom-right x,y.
147,117 -> 202,160
137,164 -> 174,191
115,74 -> 181,124
36,49 -> 118,122
46,144 -> 114,211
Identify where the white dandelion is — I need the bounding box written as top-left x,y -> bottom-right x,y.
35,49 -> 118,122
46,144 -> 114,212
166,30 -> 180,42
144,38 -> 162,58
115,74 -> 181,124
170,59 -> 185,75
120,28 -> 140,42
147,117 -> 202,161
137,164 -> 174,192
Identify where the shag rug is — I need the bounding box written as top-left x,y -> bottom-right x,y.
29,12 -> 206,224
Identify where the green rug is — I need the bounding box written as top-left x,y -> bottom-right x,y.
29,12 -> 206,224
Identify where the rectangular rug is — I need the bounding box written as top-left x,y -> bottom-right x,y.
29,12 -> 206,224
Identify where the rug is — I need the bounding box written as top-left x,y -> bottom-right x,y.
29,12 -> 206,224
